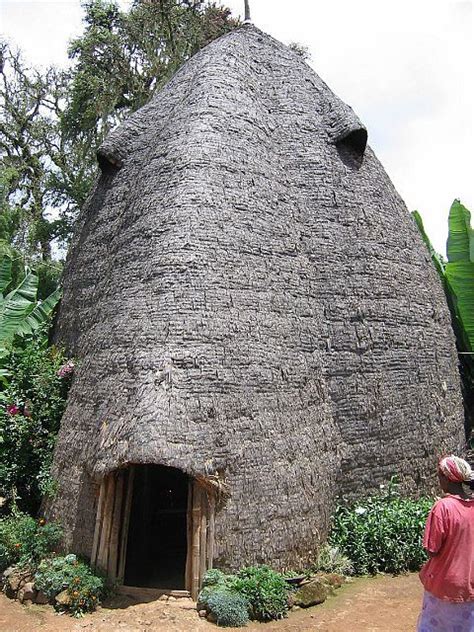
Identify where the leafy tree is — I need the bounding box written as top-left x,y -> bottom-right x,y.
64,0 -> 238,140
0,1 -> 237,260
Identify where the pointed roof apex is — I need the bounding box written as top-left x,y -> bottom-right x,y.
244,0 -> 251,24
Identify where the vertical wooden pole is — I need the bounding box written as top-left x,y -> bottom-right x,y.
108,470 -> 124,580
191,482 -> 202,599
96,474 -> 115,573
91,480 -> 106,568
185,479 -> 193,592
207,495 -> 216,570
199,491 -> 208,586
118,466 -> 134,583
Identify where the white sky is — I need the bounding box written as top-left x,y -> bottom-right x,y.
0,0 -> 472,255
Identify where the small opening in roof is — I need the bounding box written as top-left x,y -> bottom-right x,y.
97,149 -> 123,174
336,128 -> 367,170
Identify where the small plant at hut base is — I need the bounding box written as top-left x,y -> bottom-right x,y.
329,477 -> 433,575
34,554 -> 106,617
229,565 -> 290,621
311,543 -> 354,576
0,513 -> 62,572
206,590 -> 250,628
202,568 -> 228,587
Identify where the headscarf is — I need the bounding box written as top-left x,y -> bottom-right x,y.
438,455 -> 473,483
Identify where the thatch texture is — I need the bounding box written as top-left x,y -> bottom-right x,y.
48,25 -> 464,570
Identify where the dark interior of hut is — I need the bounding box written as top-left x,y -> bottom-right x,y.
124,464 -> 188,588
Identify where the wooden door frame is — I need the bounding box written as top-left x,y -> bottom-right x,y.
91,465 -> 214,599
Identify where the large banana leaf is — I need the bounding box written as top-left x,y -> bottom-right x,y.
447,199 -> 473,263
16,287 -> 62,338
445,261 -> 474,352
0,266 -> 61,356
0,256 -> 12,296
0,270 -> 38,343
445,200 -> 474,352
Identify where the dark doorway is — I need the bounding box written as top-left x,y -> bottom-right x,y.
124,464 -> 188,588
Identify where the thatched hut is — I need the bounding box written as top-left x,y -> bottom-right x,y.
47,24 -> 464,597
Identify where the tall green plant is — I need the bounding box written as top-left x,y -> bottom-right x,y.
0,255 -> 61,359
445,200 -> 474,352
412,200 -> 474,440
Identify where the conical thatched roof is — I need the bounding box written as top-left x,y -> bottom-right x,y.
48,25 -> 464,570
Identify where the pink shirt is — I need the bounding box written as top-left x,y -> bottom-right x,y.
419,494 -> 474,602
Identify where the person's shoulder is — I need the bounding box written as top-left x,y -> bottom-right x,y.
430,496 -> 453,515
435,495 -> 474,510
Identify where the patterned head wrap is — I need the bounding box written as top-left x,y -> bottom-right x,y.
438,455 -> 473,483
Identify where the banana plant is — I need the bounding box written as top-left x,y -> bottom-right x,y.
0,255 -> 61,360
445,200 -> 474,353
413,200 -> 474,442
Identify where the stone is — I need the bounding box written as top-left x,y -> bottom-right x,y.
55,589 -> 72,606
198,609 -> 207,618
17,581 -> 37,603
2,566 -> 33,598
34,590 -> 50,605
319,573 -> 345,589
207,612 -> 217,623
293,578 -> 329,608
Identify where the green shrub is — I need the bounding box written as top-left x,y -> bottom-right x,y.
311,543 -> 354,576
329,477 -> 432,575
202,568 -> 227,588
35,554 -> 106,616
206,590 -> 249,628
0,513 -> 62,572
0,336 -> 73,514
230,565 -> 289,621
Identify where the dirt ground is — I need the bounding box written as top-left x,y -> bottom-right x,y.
0,573 -> 423,632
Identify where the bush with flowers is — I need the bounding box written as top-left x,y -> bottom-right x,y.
35,554 -> 106,616
0,512 -> 62,572
0,335 -> 74,515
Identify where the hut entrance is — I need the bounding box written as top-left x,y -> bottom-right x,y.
124,465 -> 188,588
91,465 -> 215,598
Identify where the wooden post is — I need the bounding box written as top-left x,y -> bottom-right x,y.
186,479 -> 217,599
191,483 -> 202,599
199,491 -> 208,585
185,479 -> 193,592
207,495 -> 216,570
117,466 -> 134,583
107,470 -> 124,580
91,480 -> 106,568
96,474 -> 115,573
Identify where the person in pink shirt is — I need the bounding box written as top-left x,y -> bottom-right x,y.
417,455 -> 474,632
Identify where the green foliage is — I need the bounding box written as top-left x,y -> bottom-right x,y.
311,543 -> 354,576
445,200 -> 474,352
329,478 -> 432,575
0,336 -> 72,514
413,201 -> 474,440
35,554 -> 106,617
1,3 -> 237,260
229,565 -> 289,622
0,254 -> 61,359
202,567 -> 228,587
66,1 -> 238,137
411,210 -> 446,279
206,590 -> 249,627
0,513 -> 62,572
